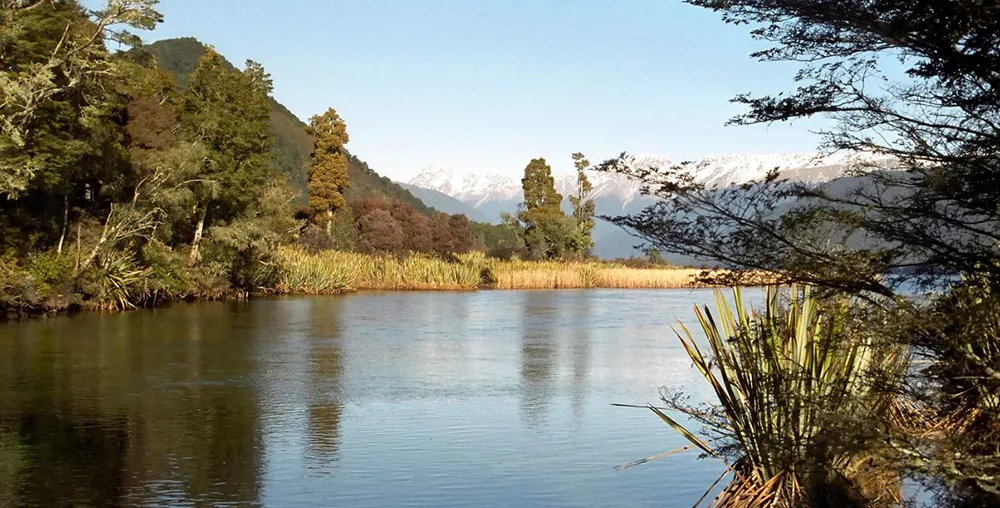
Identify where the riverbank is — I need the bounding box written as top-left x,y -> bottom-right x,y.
2,247 -> 749,320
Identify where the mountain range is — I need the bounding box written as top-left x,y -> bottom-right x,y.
403,152 -> 897,259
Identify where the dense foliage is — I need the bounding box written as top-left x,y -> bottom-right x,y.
306,108 -> 350,229
0,0 -> 527,317
505,155 -> 595,260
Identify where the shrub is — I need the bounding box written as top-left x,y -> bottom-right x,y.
139,241 -> 195,304
26,251 -> 75,300
624,286 -> 908,507
298,223 -> 333,253
78,250 -> 147,311
905,276 -> 1000,504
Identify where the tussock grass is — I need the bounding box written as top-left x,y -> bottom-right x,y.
276,247 -> 725,292
275,247 -> 480,292
455,253 -> 709,289
274,248 -> 357,294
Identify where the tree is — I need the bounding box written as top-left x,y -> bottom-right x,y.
605,0 -> 1000,295
389,201 -> 433,253
569,152 -> 595,257
430,212 -> 455,257
305,108 -> 350,236
180,49 -> 275,265
0,0 -> 162,251
448,214 -> 474,254
357,209 -> 403,254
517,158 -> 572,259
0,0 -> 161,197
470,221 -> 521,256
601,1 -> 1000,503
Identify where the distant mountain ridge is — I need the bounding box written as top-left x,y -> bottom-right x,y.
406,151 -> 897,258
396,183 -> 490,222
408,151 -> 889,212
144,37 -> 434,215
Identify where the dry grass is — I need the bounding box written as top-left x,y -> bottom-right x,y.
454,253 -> 714,289
276,247 -> 751,292
490,264 -> 708,289
275,247 -> 480,292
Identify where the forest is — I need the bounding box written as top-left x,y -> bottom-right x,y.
0,0 -> 617,316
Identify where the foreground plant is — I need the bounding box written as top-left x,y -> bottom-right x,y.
623,286 -> 908,507
905,275 -> 1000,504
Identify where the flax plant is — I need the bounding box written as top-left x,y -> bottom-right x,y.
625,286 -> 908,507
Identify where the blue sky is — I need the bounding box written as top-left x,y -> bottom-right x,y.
145,0 -> 828,180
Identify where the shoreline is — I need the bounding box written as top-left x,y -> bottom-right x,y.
1,281 -> 731,322
3,247 -> 772,322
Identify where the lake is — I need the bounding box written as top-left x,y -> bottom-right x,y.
0,289 -> 763,507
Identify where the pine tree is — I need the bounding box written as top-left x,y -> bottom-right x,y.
569,152 -> 595,257
305,108 -> 350,235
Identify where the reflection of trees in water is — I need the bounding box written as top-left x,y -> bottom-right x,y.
569,293 -> 593,423
519,292 -> 558,428
0,303 -> 266,506
415,294 -> 472,384
306,298 -> 345,469
0,413 -> 128,507
156,303 -> 263,506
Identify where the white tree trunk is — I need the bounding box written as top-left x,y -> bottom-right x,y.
80,205 -> 114,272
56,194 -> 68,254
75,223 -> 82,271
188,206 -> 207,266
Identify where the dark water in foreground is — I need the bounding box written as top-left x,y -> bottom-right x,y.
0,289 -> 764,507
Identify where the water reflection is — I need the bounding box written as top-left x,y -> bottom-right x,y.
0,306 -> 266,507
7,413 -> 129,506
305,298 -> 345,469
0,289 -> 761,507
519,292 -> 559,428
569,293 -> 592,423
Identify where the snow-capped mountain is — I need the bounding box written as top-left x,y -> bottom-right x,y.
404,151 -> 896,258
408,151 -> 890,215
408,159 -> 654,213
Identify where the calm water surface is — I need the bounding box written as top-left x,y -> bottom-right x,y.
0,289 -> 763,507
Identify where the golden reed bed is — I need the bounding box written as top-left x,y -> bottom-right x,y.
491,266 -> 711,289
273,247 -> 752,293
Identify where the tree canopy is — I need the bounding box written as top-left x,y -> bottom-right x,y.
516,157 -> 574,259
305,107 -> 350,222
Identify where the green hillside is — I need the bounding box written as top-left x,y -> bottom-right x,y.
143,38 -> 432,214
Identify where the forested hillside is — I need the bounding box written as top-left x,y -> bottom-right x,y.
145,38 -> 433,214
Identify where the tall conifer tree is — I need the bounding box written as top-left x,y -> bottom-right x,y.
517,158 -> 571,258
305,108 -> 350,235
